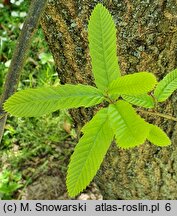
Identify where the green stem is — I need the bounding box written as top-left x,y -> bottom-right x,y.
0,0 -> 48,143
137,109 -> 177,122
103,93 -> 117,104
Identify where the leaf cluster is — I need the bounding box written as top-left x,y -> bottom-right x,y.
3,4 -> 177,197
0,169 -> 22,200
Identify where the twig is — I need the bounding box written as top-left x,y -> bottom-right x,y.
137,109 -> 177,122
0,0 -> 48,143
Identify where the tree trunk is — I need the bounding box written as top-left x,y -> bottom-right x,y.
41,0 -> 177,199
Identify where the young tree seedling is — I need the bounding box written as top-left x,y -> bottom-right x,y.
3,4 -> 177,197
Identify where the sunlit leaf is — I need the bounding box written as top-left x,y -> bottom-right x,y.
108,72 -> 156,96
122,94 -> 155,108
4,84 -> 104,117
67,108 -> 114,197
154,69 -> 177,102
88,3 -> 120,91
147,124 -> 171,146
108,100 -> 149,148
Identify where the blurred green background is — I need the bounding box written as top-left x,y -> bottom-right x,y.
0,0 -> 74,199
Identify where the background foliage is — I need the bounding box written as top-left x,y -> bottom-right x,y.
0,0 -> 74,199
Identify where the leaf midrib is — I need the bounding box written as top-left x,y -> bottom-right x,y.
114,104 -> 140,142
98,8 -> 110,88
157,78 -> 177,97
72,116 -> 108,193
11,93 -> 103,105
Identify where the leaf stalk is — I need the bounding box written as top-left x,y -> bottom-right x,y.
137,109 -> 177,122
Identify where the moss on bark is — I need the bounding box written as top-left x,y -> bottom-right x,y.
41,0 -> 177,199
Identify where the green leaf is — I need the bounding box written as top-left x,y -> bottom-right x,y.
108,72 -> 156,96
4,84 -> 104,117
108,100 -> 149,148
88,3 -> 120,91
122,94 -> 155,108
154,69 -> 177,102
66,108 -> 114,197
147,124 -> 171,146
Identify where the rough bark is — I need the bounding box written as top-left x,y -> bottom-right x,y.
0,0 -> 47,142
41,0 -> 177,199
